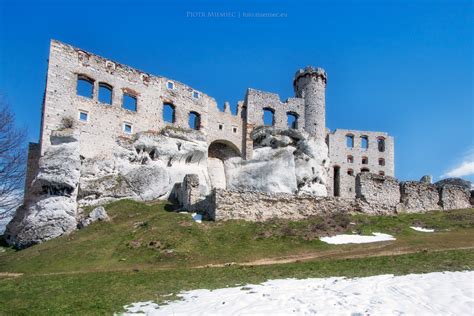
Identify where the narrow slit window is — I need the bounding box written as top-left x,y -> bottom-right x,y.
233,127 -> 237,133
122,93 -> 137,112
263,108 -> 275,126
362,156 -> 368,164
76,75 -> 94,98
346,134 -> 354,148
287,112 -> 298,129
188,112 -> 201,130
98,83 -> 113,105
163,103 -> 175,123
219,124 -> 223,130
361,136 -> 369,150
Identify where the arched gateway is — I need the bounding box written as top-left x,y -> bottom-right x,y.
207,140 -> 241,189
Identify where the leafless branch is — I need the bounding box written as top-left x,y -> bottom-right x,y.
0,99 -> 27,219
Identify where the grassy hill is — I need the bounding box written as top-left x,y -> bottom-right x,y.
0,200 -> 473,314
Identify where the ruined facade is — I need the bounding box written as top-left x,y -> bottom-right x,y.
26,40 -> 394,200
7,40 -> 472,248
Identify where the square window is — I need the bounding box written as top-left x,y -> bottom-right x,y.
79,111 -> 88,122
123,123 -> 132,134
167,81 -> 174,90
219,124 -> 223,130
122,93 -> 137,112
193,91 -> 199,99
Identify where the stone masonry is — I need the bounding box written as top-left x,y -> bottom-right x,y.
181,173 -> 472,221
24,40 -> 395,200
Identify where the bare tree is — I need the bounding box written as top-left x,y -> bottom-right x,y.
0,100 -> 26,219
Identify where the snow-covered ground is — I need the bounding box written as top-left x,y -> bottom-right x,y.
121,271 -> 474,315
319,232 -> 395,244
410,226 -> 435,232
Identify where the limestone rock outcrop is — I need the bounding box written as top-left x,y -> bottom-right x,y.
4,130 -> 81,248
78,128 -> 211,206
435,178 -> 471,190
225,127 -> 330,196
78,206 -> 109,229
6,128 -> 211,248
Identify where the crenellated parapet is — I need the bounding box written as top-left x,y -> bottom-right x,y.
293,66 -> 327,94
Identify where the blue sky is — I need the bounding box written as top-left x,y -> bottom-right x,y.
0,0 -> 472,182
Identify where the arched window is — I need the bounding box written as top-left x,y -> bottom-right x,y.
347,155 -> 354,163
76,75 -> 94,98
346,134 -> 354,148
361,135 -> 369,150
263,108 -> 275,126
163,103 -> 175,123
347,168 -> 354,176
287,112 -> 298,129
377,137 -> 386,152
98,83 -> 112,105
188,111 -> 201,130
362,156 -> 368,164
122,93 -> 137,112
361,167 -> 370,173
378,158 -> 385,166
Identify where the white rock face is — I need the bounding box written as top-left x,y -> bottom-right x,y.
5,130 -> 80,248
207,158 -> 226,189
226,147 -> 298,193
6,127 -> 331,247
78,129 -> 211,206
225,127 -> 329,196
78,206 -> 109,229
5,196 -> 78,248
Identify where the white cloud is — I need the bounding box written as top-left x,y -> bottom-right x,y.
441,149 -> 474,178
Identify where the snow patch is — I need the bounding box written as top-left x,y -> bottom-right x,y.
191,213 -> 202,223
410,226 -> 435,233
319,232 -> 395,244
120,271 -> 474,315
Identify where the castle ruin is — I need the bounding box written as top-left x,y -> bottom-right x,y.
33,40 -> 394,197
5,40 -> 471,248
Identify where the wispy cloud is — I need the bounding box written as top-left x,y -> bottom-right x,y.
441,148 -> 474,178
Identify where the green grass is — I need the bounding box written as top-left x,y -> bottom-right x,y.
0,200 -> 473,314
0,249 -> 473,315
0,200 -> 473,274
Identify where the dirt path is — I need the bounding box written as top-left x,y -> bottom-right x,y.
200,245 -> 474,268
2,244 -> 473,278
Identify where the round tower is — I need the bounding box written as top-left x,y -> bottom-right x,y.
293,66 -> 327,141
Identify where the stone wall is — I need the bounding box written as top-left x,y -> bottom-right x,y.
24,142 -> 41,201
439,185 -> 471,210
355,173 -> 400,214
180,174 -> 201,212
400,181 -> 440,213
211,189 -> 359,221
